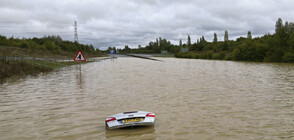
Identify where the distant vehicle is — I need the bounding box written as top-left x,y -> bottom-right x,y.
105,111 -> 155,129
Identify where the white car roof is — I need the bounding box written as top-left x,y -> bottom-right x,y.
108,111 -> 153,120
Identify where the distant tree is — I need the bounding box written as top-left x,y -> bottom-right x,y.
289,22 -> 294,33
275,18 -> 283,33
0,35 -> 8,46
89,44 -> 95,52
20,41 -> 29,49
200,36 -> 206,42
187,35 -> 191,46
285,22 -> 289,33
124,45 -> 129,50
44,41 -> 56,51
179,39 -> 182,47
213,33 -> 218,43
236,37 -> 247,42
247,31 -> 252,39
224,30 -> 229,41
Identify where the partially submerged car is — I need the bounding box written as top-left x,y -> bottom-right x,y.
105,111 -> 155,129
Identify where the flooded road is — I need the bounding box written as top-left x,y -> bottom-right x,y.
1,57 -> 294,139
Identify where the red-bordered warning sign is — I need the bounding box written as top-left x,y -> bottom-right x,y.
74,50 -> 86,61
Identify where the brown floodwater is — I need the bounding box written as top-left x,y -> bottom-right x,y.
0,57 -> 294,139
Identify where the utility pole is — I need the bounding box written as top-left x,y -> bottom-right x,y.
74,21 -> 78,42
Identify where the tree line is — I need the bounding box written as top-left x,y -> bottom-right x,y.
116,18 -> 294,63
0,35 -> 102,55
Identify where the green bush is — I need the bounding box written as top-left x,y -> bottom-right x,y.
20,42 -> 29,49
212,52 -> 226,59
282,51 -> 294,62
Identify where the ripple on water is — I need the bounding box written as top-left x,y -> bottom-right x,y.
0,58 -> 294,139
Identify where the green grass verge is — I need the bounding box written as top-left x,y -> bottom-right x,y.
0,59 -> 88,84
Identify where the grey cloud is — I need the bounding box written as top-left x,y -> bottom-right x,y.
1,0 -> 294,49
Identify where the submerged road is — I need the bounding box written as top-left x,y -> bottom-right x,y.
0,57 -> 294,139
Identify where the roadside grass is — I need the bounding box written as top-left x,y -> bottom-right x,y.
0,45 -> 103,84
0,59 -> 88,84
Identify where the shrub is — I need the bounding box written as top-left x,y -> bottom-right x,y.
20,42 -> 29,48
282,51 -> 294,62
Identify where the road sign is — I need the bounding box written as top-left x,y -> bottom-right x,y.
110,50 -> 115,55
74,50 -> 86,61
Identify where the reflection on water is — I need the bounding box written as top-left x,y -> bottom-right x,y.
0,58 -> 294,139
105,126 -> 155,139
76,67 -> 85,90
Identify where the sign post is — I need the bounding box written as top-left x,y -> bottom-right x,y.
74,50 -> 86,77
110,50 -> 115,58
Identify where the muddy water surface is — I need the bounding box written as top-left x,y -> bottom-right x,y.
0,58 -> 294,139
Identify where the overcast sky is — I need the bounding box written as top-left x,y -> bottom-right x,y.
1,0 -> 294,50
